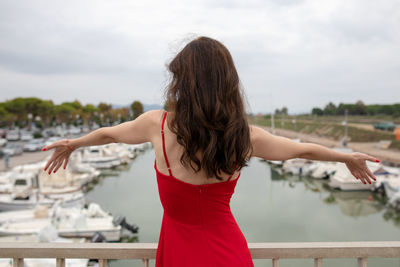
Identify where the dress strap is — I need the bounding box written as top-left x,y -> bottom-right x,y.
161,111 -> 173,176
227,161 -> 238,181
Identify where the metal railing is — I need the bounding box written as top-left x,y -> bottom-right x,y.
0,241 -> 399,267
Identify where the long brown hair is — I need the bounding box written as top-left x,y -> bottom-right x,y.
165,36 -> 252,180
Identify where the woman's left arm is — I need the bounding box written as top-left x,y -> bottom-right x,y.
250,125 -> 379,185
299,142 -> 379,184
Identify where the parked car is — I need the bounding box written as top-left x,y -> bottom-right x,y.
20,131 -> 34,141
68,126 -> 81,135
6,130 -> 20,141
0,138 -> 7,147
3,143 -> 23,156
42,128 -> 55,138
374,121 -> 395,131
24,138 -> 45,152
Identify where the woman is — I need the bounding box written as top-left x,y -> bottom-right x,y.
41,36 -> 378,267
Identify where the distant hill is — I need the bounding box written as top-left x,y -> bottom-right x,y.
112,103 -> 163,111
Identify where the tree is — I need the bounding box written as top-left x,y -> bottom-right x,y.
311,107 -> 323,116
354,100 -> 367,115
131,101 -> 144,119
323,102 -> 337,115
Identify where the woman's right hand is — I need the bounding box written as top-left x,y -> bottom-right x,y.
42,139 -> 76,174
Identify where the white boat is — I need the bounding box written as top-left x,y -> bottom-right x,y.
0,203 -> 122,242
0,189 -> 85,211
310,161 -> 338,179
0,172 -> 13,194
81,146 -> 121,169
381,177 -> 400,209
69,152 -> 101,182
265,159 -> 284,168
39,165 -> 94,189
328,161 -> 382,191
282,158 -> 316,176
103,143 -> 131,164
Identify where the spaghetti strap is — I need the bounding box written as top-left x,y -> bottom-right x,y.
161,111 -> 173,176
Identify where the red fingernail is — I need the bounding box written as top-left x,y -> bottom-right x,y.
42,148 -> 47,151
376,159 -> 380,162
368,181 -> 371,184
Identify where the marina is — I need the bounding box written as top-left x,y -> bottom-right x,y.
0,137 -> 399,266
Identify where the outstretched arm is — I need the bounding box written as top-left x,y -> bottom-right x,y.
41,110 -> 160,174
250,125 -> 379,184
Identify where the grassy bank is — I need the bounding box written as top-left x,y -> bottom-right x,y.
250,115 -> 400,151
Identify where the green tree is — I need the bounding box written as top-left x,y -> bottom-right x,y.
323,102 -> 337,115
131,101 -> 144,119
311,107 -> 323,116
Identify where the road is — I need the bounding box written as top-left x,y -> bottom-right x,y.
0,150 -> 52,172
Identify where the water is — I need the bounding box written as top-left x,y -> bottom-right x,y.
86,149 -> 400,267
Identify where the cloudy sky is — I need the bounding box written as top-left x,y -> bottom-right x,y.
0,0 -> 399,114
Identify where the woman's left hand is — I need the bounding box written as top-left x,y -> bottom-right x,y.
344,152 -> 379,184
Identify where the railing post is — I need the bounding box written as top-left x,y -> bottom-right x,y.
56,258 -> 65,267
142,258 -> 149,267
358,257 -> 367,267
314,258 -> 322,267
99,259 -> 108,267
272,258 -> 279,267
13,258 -> 23,267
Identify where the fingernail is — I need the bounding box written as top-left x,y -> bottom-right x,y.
53,170 -> 56,173
368,181 -> 371,184
376,159 -> 380,162
363,181 -> 366,184
48,171 -> 51,174
42,148 -> 47,151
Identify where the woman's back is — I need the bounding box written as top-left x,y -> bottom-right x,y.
153,111 -> 241,185
154,110 -> 254,267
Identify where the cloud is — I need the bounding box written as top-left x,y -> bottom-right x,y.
0,0 -> 399,113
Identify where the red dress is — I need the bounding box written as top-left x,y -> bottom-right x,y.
154,111 -> 254,267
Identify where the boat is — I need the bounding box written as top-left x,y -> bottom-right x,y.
80,146 -> 121,169
328,161 -> 380,191
281,158 -> 316,176
381,177 -> 400,209
0,189 -> 85,211
310,161 -> 338,179
103,143 -> 132,164
0,203 -> 130,242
